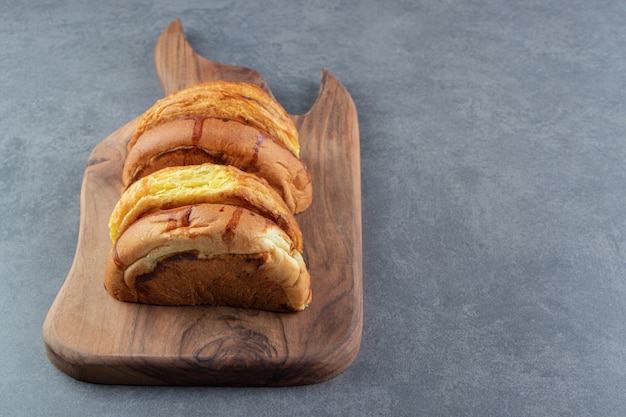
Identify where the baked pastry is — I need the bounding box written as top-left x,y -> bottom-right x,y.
105,204 -> 311,312
109,163 -> 303,252
105,81 -> 312,313
130,80 -> 300,157
122,117 -> 312,213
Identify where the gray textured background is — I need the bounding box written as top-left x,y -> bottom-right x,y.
2,0 -> 626,416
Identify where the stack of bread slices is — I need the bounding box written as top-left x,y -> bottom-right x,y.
104,81 -> 313,312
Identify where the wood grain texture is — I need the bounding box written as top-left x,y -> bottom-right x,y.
42,19 -> 362,386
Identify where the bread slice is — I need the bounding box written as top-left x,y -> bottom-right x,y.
122,117 -> 312,213
105,81 -> 313,312
130,81 -> 300,157
108,163 -> 303,252
105,204 -> 311,312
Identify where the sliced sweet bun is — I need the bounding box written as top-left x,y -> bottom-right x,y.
130,81 -> 300,157
122,117 -> 312,213
108,163 -> 303,252
104,204 -> 312,312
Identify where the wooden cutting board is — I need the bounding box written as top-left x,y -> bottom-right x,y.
42,19 -> 362,386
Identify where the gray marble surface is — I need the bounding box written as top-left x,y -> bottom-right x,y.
2,0 -> 626,415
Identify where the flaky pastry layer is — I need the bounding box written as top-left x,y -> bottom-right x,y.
123,117 -> 312,213
108,163 -> 303,251
130,81 -> 300,157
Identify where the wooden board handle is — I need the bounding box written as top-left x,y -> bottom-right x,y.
155,19 -> 273,96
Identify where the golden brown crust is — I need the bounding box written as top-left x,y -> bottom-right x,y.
108,163 -> 303,252
130,81 -> 300,157
105,81 -> 313,312
122,117 -> 312,213
104,204 -> 312,312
